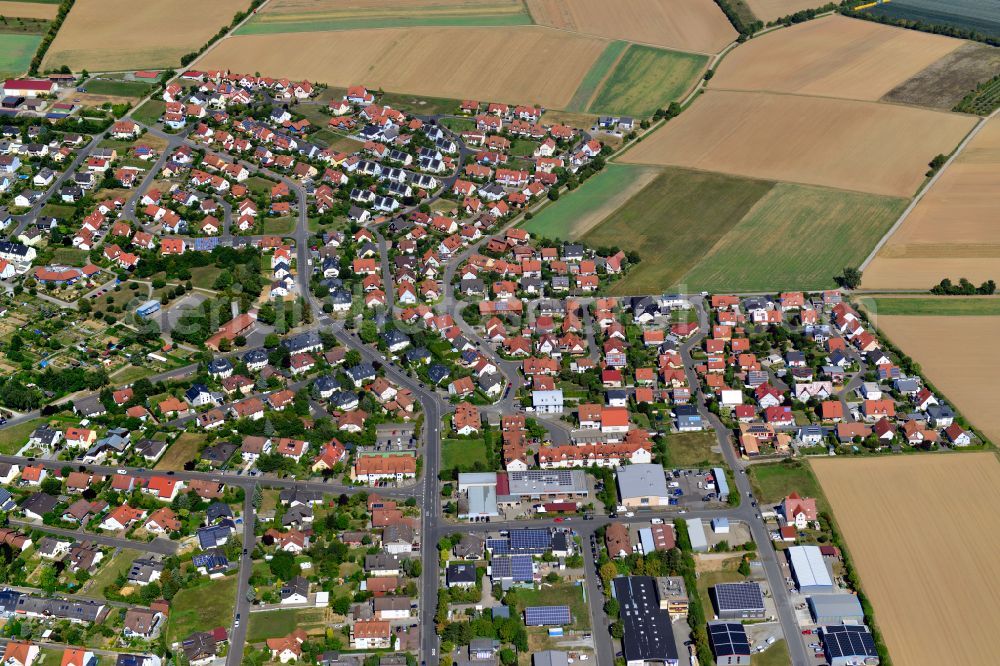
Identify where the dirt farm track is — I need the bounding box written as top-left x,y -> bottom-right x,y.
813,453 -> 1000,666
618,90 -> 976,197
198,26 -> 607,110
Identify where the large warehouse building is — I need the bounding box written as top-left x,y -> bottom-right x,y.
613,576 -> 678,666
616,464 -> 670,508
787,545 -> 834,593
808,594 -> 865,624
712,582 -> 765,620
707,622 -> 751,666
822,624 -> 880,666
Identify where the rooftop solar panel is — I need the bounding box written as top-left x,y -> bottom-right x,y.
713,582 -> 765,611
708,622 -> 751,657
510,528 -> 553,553
524,606 -> 571,626
486,538 -> 511,554
823,625 -> 878,659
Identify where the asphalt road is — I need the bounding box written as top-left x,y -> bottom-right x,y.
8,518 -> 179,555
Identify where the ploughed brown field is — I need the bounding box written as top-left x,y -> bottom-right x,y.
198,26 -> 607,109
864,117 -> 1000,290
525,0 -> 737,54
709,15 -> 963,101
43,0 -> 247,71
618,89 -> 976,197
0,1 -> 57,19
813,454 -> 1000,666
867,314 -> 1000,442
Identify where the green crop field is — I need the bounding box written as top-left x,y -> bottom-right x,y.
0,33 -> 41,78
588,45 -> 708,117
132,100 -> 164,126
856,297 -> 1000,316
681,183 -> 906,292
749,460 -> 830,513
237,12 -> 532,35
521,164 -> 651,239
566,40 -> 628,112
82,79 -> 154,98
583,167 -> 774,295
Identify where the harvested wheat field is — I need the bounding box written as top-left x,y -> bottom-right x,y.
710,15 -> 963,101
199,27 -> 607,109
869,314 -> 1000,442
742,0 -> 825,23
0,1 -> 58,19
619,90 -> 975,197
526,0 -> 736,54
813,453 -> 1000,665
43,0 -> 246,71
864,118 -> 1000,290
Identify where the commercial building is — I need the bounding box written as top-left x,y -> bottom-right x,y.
711,467 -> 730,501
136,300 -> 161,318
505,470 -> 588,500
616,463 -> 669,508
457,473 -> 500,519
821,625 -> 880,666
612,576 -> 678,666
685,518 -> 709,552
707,622 -> 751,666
712,582 -> 765,620
654,576 -> 689,619
788,545 -> 834,593
808,594 -> 865,625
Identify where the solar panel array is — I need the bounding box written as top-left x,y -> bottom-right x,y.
524,605 -> 571,626
510,528 -> 553,553
708,622 -> 751,657
486,538 -> 511,554
714,582 -> 765,611
823,625 -> 877,659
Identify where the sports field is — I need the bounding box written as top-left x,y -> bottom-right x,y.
238,0 -> 531,33
198,26 -> 607,110
0,1 -> 56,19
43,0 -> 247,71
681,184 -> 906,291
710,16 -> 963,101
579,167 -> 776,295
813,454 -> 1000,665
587,45 -> 708,117
619,90 -> 976,197
521,164 -> 658,239
869,314 -> 1000,443
527,0 -> 735,54
864,117 -> 1000,290
0,32 -> 40,77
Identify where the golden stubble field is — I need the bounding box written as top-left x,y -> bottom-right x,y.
525,0 -> 736,54
619,90 -> 976,197
0,1 -> 57,19
255,0 -> 526,22
43,0 -> 247,71
742,0 -> 824,23
709,15 -> 963,101
199,26 -> 607,109
813,453 -> 1000,666
864,118 -> 1000,290
869,314 -> 1000,442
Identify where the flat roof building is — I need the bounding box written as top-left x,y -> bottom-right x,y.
707,622 -> 751,666
616,463 -> 669,508
712,467 -> 730,501
506,470 -> 588,499
613,576 -> 678,666
712,582 -> 765,620
808,595 -> 865,625
788,545 -> 834,593
686,518 -> 708,552
655,576 -> 688,620
822,625 -> 880,666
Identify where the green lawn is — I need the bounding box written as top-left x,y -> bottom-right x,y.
510,139 -> 539,157
40,203 -> 76,220
132,100 -> 164,126
260,217 -> 296,235
83,79 -> 153,98
521,164 -> 650,239
50,247 -> 90,267
441,117 -> 476,133
588,45 -> 708,117
189,265 -> 223,291
566,40 -> 628,111
442,438 -> 489,472
112,364 -> 156,385
81,548 -> 141,597
664,431 -> 723,468
244,176 -> 277,196
582,166 -> 775,294
247,608 -> 328,642
756,640 -> 791,666
748,461 -> 829,513
0,33 -> 41,78
0,417 -> 46,454
681,183 -> 907,292
698,567 -> 746,619
377,90 -> 464,116
311,129 -> 363,153
166,575 -> 238,642
511,583 -> 591,631
856,297 -> 1000,316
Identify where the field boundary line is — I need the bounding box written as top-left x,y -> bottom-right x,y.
581,42 -> 632,112
859,113 -> 990,270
